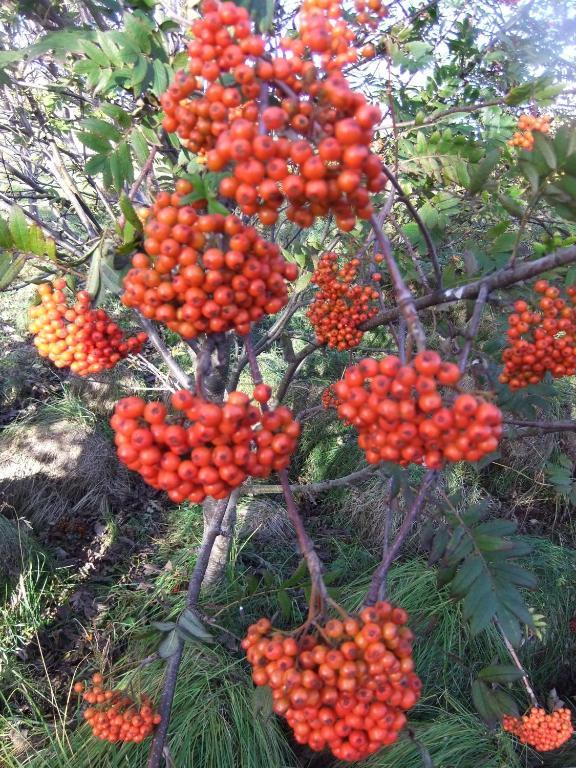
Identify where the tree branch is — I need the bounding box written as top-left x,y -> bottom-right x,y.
458,284 -> 489,372
276,342 -> 320,402
364,470 -> 438,606
361,245 -> 576,332
146,491 -> 240,768
394,98 -> 506,130
369,214 -> 427,352
245,465 -> 379,495
136,313 -> 193,390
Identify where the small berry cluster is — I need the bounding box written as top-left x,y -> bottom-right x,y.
500,280 -> 576,389
334,352 -> 502,468
243,602 -> 421,762
161,0 -> 387,230
322,383 -> 341,409
307,252 -> 379,350
508,113 -> 552,151
354,0 -> 389,30
74,673 -> 161,743
503,707 -> 573,751
28,279 -> 146,376
111,389 -> 300,503
121,181 -> 298,338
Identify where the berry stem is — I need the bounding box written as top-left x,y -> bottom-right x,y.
494,617 -> 539,708
365,470 -> 438,606
136,313 -> 193,390
244,334 -> 329,608
369,214 -> 427,352
147,490 -> 240,768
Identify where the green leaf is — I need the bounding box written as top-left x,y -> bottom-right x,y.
77,132 -> 112,154
493,690 -> 520,717
78,40 -> 110,66
130,128 -> 151,166
119,193 -> 143,231
428,526 -> 450,564
464,578 -> 496,634
280,560 -> 307,588
468,150 -> 500,194
151,59 -> 169,95
277,589 -> 292,620
8,206 -> 30,250
532,132 -> 557,171
471,680 -> 500,725
176,608 -> 214,643
478,664 -> 526,684
158,628 -> 180,659
0,252 -> 26,289
85,244 -> 102,298
252,685 -> 273,720
81,117 -> 122,142
450,554 -> 483,597
152,621 -> 177,632
518,161 -> 541,196
0,218 -> 13,248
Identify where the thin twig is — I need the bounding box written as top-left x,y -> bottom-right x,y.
379,165 -> 442,288
395,98 -> 506,130
129,146 -> 158,201
276,342 -> 320,402
365,470 -> 437,605
244,335 -> 329,606
137,313 -> 192,390
494,617 -> 538,708
458,284 -> 489,372
245,465 -> 379,495
369,214 -> 427,352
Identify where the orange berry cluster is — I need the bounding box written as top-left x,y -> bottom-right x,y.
74,673 -> 161,744
121,180 -> 298,338
503,707 -> 573,752
354,0 -> 389,29
111,388 -> 300,504
242,603 -> 421,762
334,352 -> 503,468
508,113 -> 552,151
161,0 -> 387,230
28,279 -> 146,376
322,383 -> 341,409
160,2 -> 264,155
500,280 -> 576,389
307,252 -> 379,350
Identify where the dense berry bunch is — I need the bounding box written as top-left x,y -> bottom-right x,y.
307,253 -> 379,349
74,673 -> 161,743
242,602 -> 421,762
500,280 -> 576,389
503,707 -> 573,751
28,279 -> 146,376
121,181 -> 298,338
334,352 -> 502,468
508,113 -> 552,151
161,0 -> 387,230
322,383 -> 341,409
160,1 -> 264,155
111,388 -> 300,503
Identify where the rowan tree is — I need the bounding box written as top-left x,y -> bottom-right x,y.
0,0 -> 575,765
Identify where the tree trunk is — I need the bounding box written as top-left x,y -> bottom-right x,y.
202,494 -> 239,588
